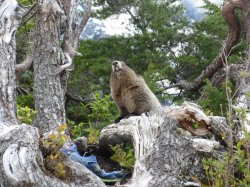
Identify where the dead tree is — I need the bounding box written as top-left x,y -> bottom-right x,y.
33,0 -> 91,134
0,0 -> 105,186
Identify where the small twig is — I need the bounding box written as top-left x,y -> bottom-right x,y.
15,54 -> 33,77
66,92 -> 94,104
17,86 -> 31,95
74,0 -> 92,42
224,43 -> 234,187
20,10 -> 37,27
22,3 -> 37,20
55,53 -> 72,74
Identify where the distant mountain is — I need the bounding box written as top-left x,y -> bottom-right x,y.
80,18 -> 110,40
81,13 -> 134,40
80,0 -> 223,40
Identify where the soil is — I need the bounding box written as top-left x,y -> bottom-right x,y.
84,143 -> 133,185
96,154 -> 133,185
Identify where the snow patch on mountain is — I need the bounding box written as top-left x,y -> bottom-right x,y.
81,14 -> 135,40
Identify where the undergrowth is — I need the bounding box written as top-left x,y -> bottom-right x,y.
41,124 -> 73,180
110,144 -> 135,170
201,62 -> 250,186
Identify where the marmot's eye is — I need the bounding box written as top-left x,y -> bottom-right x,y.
113,61 -> 118,66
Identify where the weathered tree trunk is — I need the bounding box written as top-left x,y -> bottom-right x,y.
1,0 -> 250,186
0,1 -> 105,186
33,0 -> 91,134
33,0 -> 68,133
1,124 -> 105,187
99,105 -> 227,186
0,0 -> 20,126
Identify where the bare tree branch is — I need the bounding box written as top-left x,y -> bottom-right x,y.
20,9 -> 37,27
174,0 -> 243,91
15,54 -> 33,77
66,92 -> 93,104
55,53 -> 73,74
21,2 -> 37,20
62,0 -> 92,61
74,0 -> 92,42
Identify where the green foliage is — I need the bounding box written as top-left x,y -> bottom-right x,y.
43,124 -> 69,149
68,92 -> 118,140
199,80 -> 233,116
84,126 -> 101,143
199,0 -> 227,39
16,0 -> 36,97
17,94 -> 35,108
110,144 -> 135,169
42,124 -> 71,180
67,120 -> 86,139
17,0 -> 35,5
175,1 -> 226,88
177,0 -> 245,100
87,92 -> 118,124
17,105 -> 37,125
16,17 -> 35,64
234,108 -> 247,122
202,138 -> 250,186
68,120 -> 101,143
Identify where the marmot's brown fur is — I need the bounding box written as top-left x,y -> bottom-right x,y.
110,60 -> 161,122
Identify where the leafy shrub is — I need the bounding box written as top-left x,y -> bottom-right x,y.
202,103 -> 250,187
42,124 -> 72,180
202,138 -> 250,186
17,105 -> 37,125
67,120 -> 87,140
110,144 -> 135,169
87,92 -> 118,125
84,126 -> 101,143
68,92 -> 118,141
67,119 -> 101,143
17,94 -> 35,109
199,79 -> 233,116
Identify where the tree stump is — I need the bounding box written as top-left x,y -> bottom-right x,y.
99,104 -> 227,186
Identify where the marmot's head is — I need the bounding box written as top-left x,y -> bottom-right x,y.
111,60 -> 125,72
111,60 -> 136,80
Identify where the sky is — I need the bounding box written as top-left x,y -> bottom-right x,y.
182,0 -> 223,21
102,0 -> 223,36
83,0 -> 224,38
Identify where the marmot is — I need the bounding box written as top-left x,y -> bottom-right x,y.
110,60 -> 161,122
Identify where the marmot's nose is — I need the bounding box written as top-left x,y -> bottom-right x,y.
112,61 -> 118,66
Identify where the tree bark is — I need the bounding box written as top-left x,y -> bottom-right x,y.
33,0 -> 91,134
0,124 -> 105,187
33,0 -> 68,133
99,105 -> 227,186
0,0 -> 21,126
